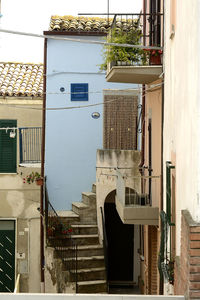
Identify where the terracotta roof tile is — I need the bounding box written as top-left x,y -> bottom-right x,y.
49,16 -> 113,33
0,62 -> 43,97
49,15 -> 139,34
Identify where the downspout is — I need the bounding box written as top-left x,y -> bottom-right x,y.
40,37 -> 47,293
140,0 -> 146,169
159,0 -> 164,295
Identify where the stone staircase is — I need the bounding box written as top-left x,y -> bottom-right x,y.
48,183 -> 107,294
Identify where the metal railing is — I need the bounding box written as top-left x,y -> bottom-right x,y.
100,206 -> 109,292
116,171 -> 161,207
45,187 -> 78,292
158,211 -> 174,285
107,13 -> 163,67
19,127 -> 42,163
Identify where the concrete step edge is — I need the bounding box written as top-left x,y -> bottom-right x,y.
71,267 -> 105,274
55,244 -> 103,251
64,255 -> 104,261
77,280 -> 106,286
82,192 -> 96,198
71,234 -> 98,238
72,202 -> 88,209
71,224 -> 98,228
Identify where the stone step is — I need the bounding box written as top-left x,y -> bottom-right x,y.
77,280 -> 107,293
70,267 -> 106,282
48,233 -> 99,247
64,256 -> 105,269
54,244 -> 104,258
56,210 -> 80,225
82,192 -> 96,206
71,234 -> 99,245
71,224 -> 98,235
92,183 -> 96,193
72,202 -> 88,215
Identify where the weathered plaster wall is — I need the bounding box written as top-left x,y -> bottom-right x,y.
0,99 -> 42,292
164,0 -> 200,255
96,149 -> 141,284
45,247 -> 75,293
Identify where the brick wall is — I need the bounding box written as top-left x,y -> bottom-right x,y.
175,210 -> 200,299
103,94 -> 138,150
148,226 -> 159,294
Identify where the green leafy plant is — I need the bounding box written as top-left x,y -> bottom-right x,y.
100,25 -> 149,70
23,172 -> 41,184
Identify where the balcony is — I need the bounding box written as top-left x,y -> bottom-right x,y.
96,149 -> 159,226
104,13 -> 163,84
116,171 -> 160,226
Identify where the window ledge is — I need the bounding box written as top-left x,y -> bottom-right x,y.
19,163 -> 41,168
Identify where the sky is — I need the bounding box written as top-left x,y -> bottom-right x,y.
0,0 -> 142,63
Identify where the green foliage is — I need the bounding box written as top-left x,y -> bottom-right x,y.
100,26 -> 149,70
23,172 -> 41,184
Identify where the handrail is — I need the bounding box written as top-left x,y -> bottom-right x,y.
44,184 -> 78,292
14,274 -> 20,293
100,206 -> 109,292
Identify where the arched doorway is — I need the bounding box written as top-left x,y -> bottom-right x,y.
104,189 -> 134,284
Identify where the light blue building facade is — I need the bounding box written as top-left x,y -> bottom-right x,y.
45,33 -> 137,210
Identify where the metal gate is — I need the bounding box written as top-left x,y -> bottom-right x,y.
0,220 -> 15,292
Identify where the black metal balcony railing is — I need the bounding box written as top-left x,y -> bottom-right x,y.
116,171 -> 161,207
107,13 -> 163,68
19,127 -> 42,163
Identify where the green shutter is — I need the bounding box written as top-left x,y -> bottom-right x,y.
0,120 -> 17,173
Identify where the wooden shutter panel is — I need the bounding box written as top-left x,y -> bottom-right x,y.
0,120 -> 17,173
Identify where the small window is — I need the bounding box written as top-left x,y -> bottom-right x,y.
0,120 -> 17,173
71,83 -> 88,101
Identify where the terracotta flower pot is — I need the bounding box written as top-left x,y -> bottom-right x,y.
36,178 -> 43,186
150,54 -> 162,65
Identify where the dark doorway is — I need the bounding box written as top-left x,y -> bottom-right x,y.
0,220 -> 15,292
104,196 -> 134,283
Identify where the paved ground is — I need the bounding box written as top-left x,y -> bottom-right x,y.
109,285 -> 141,294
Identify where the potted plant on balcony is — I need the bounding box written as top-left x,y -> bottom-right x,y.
23,172 -> 43,186
145,48 -> 163,65
100,25 -> 149,71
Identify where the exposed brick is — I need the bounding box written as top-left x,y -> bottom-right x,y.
190,249 -> 200,256
190,241 -> 200,248
190,233 -> 200,241
191,227 -> 200,233
189,291 -> 200,298
190,274 -> 200,281
190,257 -> 200,265
190,266 -> 200,273
190,282 -> 200,289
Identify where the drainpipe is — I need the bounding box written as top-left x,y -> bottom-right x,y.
159,0 -> 164,294
140,0 -> 146,169
40,37 -> 47,293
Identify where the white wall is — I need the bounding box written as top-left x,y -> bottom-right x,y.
46,36 -> 136,210
163,0 -> 200,255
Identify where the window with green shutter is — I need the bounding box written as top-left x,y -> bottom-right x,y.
0,120 -> 17,173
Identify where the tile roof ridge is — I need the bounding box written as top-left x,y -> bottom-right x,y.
0,61 -> 43,66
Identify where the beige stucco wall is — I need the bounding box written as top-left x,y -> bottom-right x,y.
96,149 -> 141,284
145,80 -> 162,208
163,0 -> 200,255
0,98 -> 42,292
